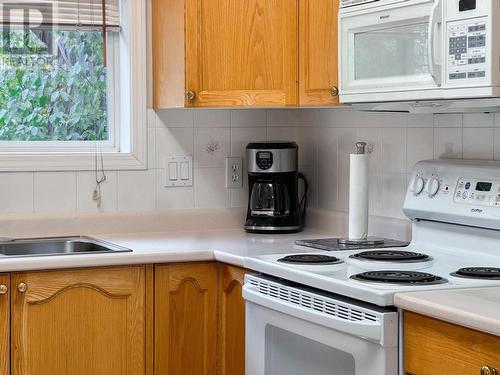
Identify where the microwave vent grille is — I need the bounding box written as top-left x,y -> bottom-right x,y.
247,276 -> 379,323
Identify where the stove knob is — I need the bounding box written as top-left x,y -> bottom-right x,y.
427,177 -> 440,198
411,176 -> 425,196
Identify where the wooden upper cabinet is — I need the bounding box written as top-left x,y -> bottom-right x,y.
154,263 -> 217,375
10,267 -> 146,375
404,312 -> 500,375
299,0 -> 340,105
0,274 -> 10,375
153,0 -> 298,108
154,0 -> 340,108
185,0 -> 298,107
218,264 -> 249,375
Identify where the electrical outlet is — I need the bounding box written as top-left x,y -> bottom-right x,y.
225,157 -> 243,189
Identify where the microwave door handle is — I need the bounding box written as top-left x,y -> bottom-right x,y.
428,0 -> 443,86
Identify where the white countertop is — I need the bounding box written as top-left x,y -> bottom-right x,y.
0,229 -> 328,273
395,288 -> 500,337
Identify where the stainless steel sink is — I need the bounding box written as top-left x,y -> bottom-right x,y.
0,236 -> 132,257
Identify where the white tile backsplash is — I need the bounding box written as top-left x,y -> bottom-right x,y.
34,172 -> 77,213
76,171 -> 118,212
2,108 -> 500,221
434,127 -> 463,159
194,109 -> 231,128
462,128 -> 494,160
117,169 -> 156,211
194,127 -> 230,168
406,127 -> 433,171
194,167 -> 230,208
0,173 -> 34,213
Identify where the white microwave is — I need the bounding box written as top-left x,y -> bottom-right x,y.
339,0 -> 500,104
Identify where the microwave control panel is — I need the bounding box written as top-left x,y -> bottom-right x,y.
447,19 -> 487,82
453,178 -> 500,207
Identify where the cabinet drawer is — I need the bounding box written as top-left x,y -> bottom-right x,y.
404,312 -> 500,375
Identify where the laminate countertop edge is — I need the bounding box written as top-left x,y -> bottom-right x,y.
395,288 -> 500,337
0,228 -> 330,273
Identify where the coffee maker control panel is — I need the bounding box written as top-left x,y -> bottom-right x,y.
256,151 -> 273,170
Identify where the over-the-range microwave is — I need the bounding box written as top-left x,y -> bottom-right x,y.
339,0 -> 500,110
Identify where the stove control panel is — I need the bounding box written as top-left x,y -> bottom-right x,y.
404,160 -> 500,230
454,178 -> 500,207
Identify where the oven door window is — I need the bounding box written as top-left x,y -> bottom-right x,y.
265,325 -> 355,375
354,22 -> 429,80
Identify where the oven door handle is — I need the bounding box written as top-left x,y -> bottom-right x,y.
243,283 -> 397,347
428,0 -> 443,86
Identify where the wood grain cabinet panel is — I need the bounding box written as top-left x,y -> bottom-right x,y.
11,267 -> 146,375
404,312 -> 500,375
153,0 -> 299,108
299,0 -> 340,105
185,0 -> 298,107
218,264 -> 249,375
0,274 -> 10,375
154,263 -> 217,375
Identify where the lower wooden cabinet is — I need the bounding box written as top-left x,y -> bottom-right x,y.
218,264 -> 248,375
11,266 -> 146,375
0,274 -> 10,375
404,311 -> 500,375
0,262 -> 249,375
154,262 -> 218,375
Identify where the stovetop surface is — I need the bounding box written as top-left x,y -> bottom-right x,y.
244,243 -> 500,306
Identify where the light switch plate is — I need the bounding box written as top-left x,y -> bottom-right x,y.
225,157 -> 243,189
165,155 -> 193,187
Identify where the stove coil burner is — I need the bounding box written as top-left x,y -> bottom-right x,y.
278,254 -> 343,265
350,250 -> 430,263
451,267 -> 500,280
351,271 -> 446,285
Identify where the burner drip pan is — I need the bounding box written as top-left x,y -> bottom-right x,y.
350,250 -> 430,263
278,254 -> 342,265
351,271 -> 446,285
451,267 -> 500,280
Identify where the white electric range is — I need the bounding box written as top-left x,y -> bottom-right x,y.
243,159 -> 500,375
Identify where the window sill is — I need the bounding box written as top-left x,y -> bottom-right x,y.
0,151 -> 147,172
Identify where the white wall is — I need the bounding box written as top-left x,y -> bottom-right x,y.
0,109 -> 499,218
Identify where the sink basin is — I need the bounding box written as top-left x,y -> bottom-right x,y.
0,236 -> 132,257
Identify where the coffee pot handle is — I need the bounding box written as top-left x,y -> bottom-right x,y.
298,173 -> 309,222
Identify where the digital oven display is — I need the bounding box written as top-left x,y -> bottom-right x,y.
258,152 -> 271,159
476,182 -> 492,192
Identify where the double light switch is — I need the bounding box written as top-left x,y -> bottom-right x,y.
165,156 -> 193,187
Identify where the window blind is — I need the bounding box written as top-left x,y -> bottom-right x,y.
0,0 -> 120,29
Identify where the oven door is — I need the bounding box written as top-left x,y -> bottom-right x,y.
243,275 -> 398,375
340,0 -> 444,102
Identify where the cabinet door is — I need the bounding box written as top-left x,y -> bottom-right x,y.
218,265 -> 249,375
0,274 -> 9,375
404,312 -> 500,375
11,267 -> 145,375
155,263 -> 217,375
185,0 -> 298,107
299,0 -> 340,105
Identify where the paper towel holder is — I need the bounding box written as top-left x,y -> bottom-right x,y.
338,141 -> 385,246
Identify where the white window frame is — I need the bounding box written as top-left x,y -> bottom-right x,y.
0,0 -> 147,171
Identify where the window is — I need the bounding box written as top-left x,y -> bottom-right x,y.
0,0 -> 147,170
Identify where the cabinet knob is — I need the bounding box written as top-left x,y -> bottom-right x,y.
330,86 -> 339,97
481,366 -> 497,375
185,91 -> 196,101
0,284 -> 7,295
17,282 -> 27,293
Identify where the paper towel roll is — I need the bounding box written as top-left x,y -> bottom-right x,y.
348,153 -> 369,240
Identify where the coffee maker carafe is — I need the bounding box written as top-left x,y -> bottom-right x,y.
245,142 -> 308,233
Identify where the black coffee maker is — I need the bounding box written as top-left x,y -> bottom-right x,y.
245,142 -> 308,233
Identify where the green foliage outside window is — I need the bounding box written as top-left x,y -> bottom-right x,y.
0,30 -> 108,141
